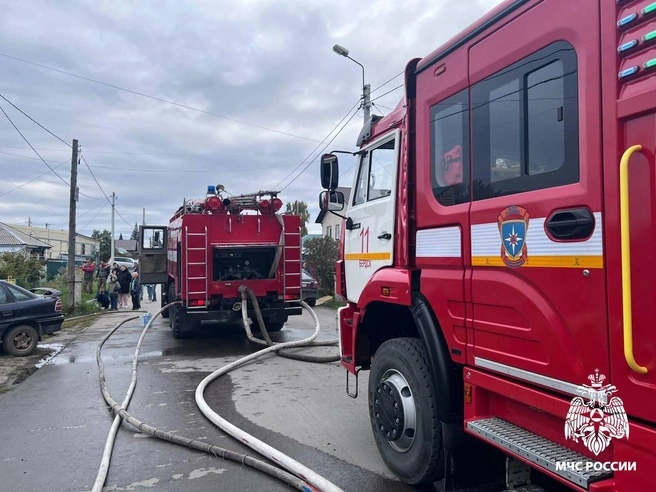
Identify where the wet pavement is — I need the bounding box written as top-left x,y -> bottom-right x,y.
0,305 -> 445,492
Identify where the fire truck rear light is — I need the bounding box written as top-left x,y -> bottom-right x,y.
278,294 -> 284,300
464,383 -> 472,404
284,295 -> 298,300
189,299 -> 206,307
381,286 -> 391,297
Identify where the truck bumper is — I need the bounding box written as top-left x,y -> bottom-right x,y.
182,305 -> 302,323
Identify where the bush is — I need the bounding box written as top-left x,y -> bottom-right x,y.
0,252 -> 45,288
304,236 -> 339,297
48,270 -> 101,317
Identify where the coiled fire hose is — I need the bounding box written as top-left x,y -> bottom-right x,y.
94,302 -> 317,492
194,287 -> 344,491
240,285 -> 340,363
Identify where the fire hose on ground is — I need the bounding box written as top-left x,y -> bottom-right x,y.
94,288 -> 344,492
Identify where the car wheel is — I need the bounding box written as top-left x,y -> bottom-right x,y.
3,325 -> 39,357
306,298 -> 316,307
368,337 -> 444,485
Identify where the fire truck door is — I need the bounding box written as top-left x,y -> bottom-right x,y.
608,116 -> 656,420
344,131 -> 399,303
468,1 -> 608,393
138,226 -> 168,285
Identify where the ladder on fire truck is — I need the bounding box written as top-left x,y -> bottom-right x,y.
280,221 -> 302,301
184,226 -> 208,305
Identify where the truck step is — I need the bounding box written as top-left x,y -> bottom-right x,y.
467,417 -> 612,490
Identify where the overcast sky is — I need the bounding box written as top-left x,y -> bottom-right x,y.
0,0 -> 503,238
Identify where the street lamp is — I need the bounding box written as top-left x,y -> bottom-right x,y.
332,44 -> 371,122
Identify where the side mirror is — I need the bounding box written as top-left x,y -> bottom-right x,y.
319,190 -> 345,212
320,154 -> 339,190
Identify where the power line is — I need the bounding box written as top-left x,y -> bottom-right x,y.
274,99 -> 360,190
281,106 -> 360,192
371,84 -> 404,102
0,104 -> 71,187
0,99 -> 102,199
78,202 -> 108,231
0,93 -> 71,147
80,153 -> 111,205
0,158 -> 69,198
371,71 -> 404,94
83,162 -> 300,173
0,52 -> 321,144
0,145 -> 309,157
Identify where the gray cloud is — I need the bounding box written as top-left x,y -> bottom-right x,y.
0,0 -> 503,236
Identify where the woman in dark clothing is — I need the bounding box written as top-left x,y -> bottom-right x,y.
117,265 -> 132,308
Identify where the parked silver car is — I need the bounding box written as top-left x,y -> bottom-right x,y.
109,256 -> 139,271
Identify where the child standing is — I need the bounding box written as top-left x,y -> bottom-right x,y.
107,274 -> 120,311
130,272 -> 141,310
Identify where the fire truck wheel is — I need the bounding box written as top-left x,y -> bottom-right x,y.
368,337 -> 444,485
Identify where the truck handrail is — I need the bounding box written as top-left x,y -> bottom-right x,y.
620,144 -> 648,375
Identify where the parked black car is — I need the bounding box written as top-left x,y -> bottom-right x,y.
301,270 -> 319,307
0,281 -> 64,356
29,287 -> 62,298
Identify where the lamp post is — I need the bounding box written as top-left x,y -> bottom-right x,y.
332,44 -> 371,123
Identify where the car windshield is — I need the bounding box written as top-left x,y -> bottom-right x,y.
302,270 -> 314,281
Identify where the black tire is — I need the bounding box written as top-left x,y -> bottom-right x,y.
3,325 -> 39,357
161,292 -> 170,319
368,337 -> 444,485
306,298 -> 316,307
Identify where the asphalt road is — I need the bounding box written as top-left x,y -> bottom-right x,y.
0,305 -> 448,492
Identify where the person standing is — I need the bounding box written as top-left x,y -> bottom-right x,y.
96,259 -> 110,293
81,258 -> 96,294
130,272 -> 141,310
117,265 -> 132,308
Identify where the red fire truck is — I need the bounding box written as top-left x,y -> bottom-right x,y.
138,186 -> 302,338
319,0 -> 656,490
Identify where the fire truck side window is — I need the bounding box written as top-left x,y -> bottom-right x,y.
472,41 -> 579,200
430,88 -> 470,206
352,152 -> 368,206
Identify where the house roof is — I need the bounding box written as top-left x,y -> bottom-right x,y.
315,187 -> 351,224
115,239 -> 138,252
0,222 -> 51,248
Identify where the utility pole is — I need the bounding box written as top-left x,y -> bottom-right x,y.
67,139 -> 79,309
363,83 -> 371,123
111,193 -> 116,261
142,208 -> 146,226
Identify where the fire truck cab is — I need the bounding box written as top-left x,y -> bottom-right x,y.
320,1 -> 656,490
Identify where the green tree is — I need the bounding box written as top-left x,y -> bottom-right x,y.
130,222 -> 140,241
303,236 -> 338,296
91,229 -> 112,261
0,252 -> 45,288
285,200 -> 310,236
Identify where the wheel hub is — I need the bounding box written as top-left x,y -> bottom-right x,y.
14,332 -> 32,350
373,370 -> 417,452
